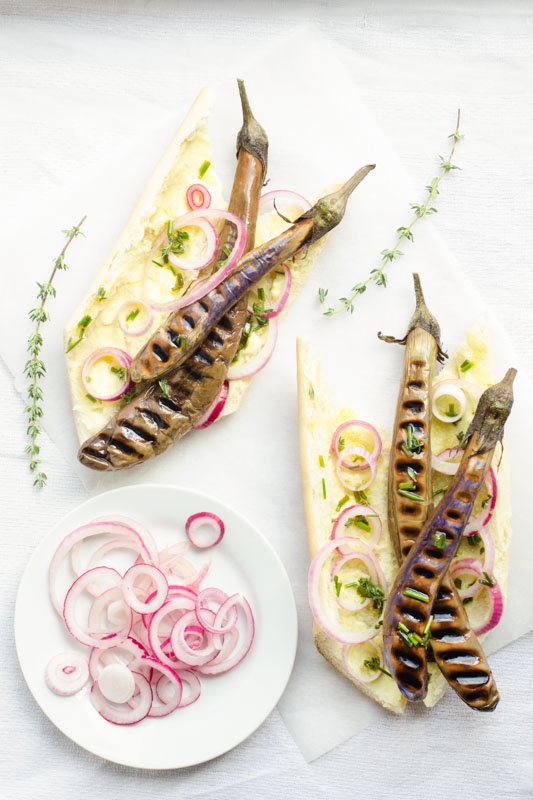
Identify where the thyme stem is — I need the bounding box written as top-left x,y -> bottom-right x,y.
25,216 -> 86,487
319,110 -> 463,315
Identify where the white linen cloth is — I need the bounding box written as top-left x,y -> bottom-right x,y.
1,2 -> 533,798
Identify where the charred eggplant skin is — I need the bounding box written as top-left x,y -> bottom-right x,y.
131,80 -> 267,384
79,81 -> 267,471
380,274 -> 500,711
382,369 -> 515,701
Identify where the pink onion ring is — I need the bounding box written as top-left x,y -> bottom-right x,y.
45,652 -> 89,696
175,669 -> 201,707
259,189 -> 312,218
88,638 -> 148,682
81,347 -> 132,402
331,420 -> 382,470
185,512 -> 225,550
168,219 -> 218,272
193,380 -> 229,429
122,564 -> 169,614
343,640 -> 384,684
449,558 -> 484,599
144,210 -> 245,312
308,538 -> 380,645
170,611 -> 218,666
196,595 -> 254,675
148,597 -> 196,667
195,587 -> 238,634
130,656 -> 183,717
331,505 -> 382,552
479,526 -> 495,575
91,670 -> 152,725
473,580 -> 504,636
186,183 -> 211,210
335,446 -> 377,492
117,299 -> 154,338
227,316 -> 279,381
63,568 -> 132,649
330,550 -> 380,612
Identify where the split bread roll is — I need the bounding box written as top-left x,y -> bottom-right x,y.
65,89 -> 329,445
297,317 -> 511,713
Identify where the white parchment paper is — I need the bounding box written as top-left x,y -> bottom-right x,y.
1,31 -> 532,762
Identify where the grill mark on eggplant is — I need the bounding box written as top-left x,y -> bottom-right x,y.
152,343 -> 169,363
182,315 -> 195,330
119,420 -> 156,444
383,370 -> 515,707
139,409 -> 168,430
380,274 -> 503,711
207,330 -> 223,347
194,348 -> 215,366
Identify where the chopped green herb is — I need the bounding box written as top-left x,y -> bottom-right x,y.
399,481 -> 415,490
86,393 -> 96,403
158,379 -> 170,399
121,388 -> 136,403
258,287 -> 265,302
78,315 -> 91,329
125,308 -> 140,323
433,488 -> 446,498
407,424 -> 423,454
407,466 -> 417,482
374,619 -> 383,629
152,259 -> 164,267
403,587 -> 429,603
336,495 -> 349,512
354,490 -> 369,505
167,219 -> 174,236
333,575 -> 342,597
172,272 -> 184,291
345,577 -> 385,614
96,287 -> 106,301
110,366 -> 127,381
398,622 -> 410,634
199,160 -> 211,178
337,437 -> 345,452
363,658 -> 392,678
481,494 -> 492,510
462,597 -> 474,605
460,359 -> 474,372
400,443 -> 413,458
453,577 -> 462,589
479,572 -> 496,588
398,489 -> 424,502
447,403 -> 456,417
398,629 -> 414,647
308,384 -> 315,400
318,455 -> 325,468
322,478 -> 327,499
456,431 -> 467,448
467,532 -> 481,547
408,632 -> 423,646
65,335 -> 83,353
423,615 -> 434,637
345,515 -> 370,532
434,531 -> 446,549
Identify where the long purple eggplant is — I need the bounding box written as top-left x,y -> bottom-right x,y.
382,368 -> 516,701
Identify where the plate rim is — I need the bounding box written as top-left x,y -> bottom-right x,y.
14,482 -> 298,769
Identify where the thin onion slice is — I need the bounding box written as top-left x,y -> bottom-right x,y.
168,219 -> 218,271
330,550 -> 380,612
45,652 -> 89,696
91,670 -> 152,725
431,449 -> 497,535
122,564 -> 168,614
196,588 -> 238,634
259,189 -> 312,218
196,595 -> 254,675
170,611 -> 218,666
81,347 -> 132,402
343,640 -> 384,684
331,420 -> 382,470
473,581 -> 504,636
432,383 -> 467,423
144,209 -> 245,312
249,263 -> 292,320
193,381 -> 229,429
175,669 -> 201,707
186,183 -> 211,210
308,538 -> 380,645
63,567 -> 132,649
449,558 -> 484,599
185,512 -> 225,550
117,299 -> 154,338
227,317 -> 279,381
335,446 -> 377,492
331,505 -> 382,552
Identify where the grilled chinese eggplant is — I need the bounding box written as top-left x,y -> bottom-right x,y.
79,165 -> 375,470
379,274 -> 501,711
382,368 -> 516,701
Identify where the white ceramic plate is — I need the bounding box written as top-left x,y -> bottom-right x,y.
15,484 -> 297,769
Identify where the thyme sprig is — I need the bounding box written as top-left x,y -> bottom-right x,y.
319,110 -> 463,315
25,217 -> 86,487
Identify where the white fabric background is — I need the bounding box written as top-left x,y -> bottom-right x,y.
1,1 -> 533,798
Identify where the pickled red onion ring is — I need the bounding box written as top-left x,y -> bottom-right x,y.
473,581 -> 504,636
91,670 -> 152,725
185,512 -> 225,550
431,383 -> 467,423
81,347 -> 132,402
331,420 -> 382,470
343,640 -> 384,684
331,505 -> 382,552
330,550 -> 380,612
227,316 -> 279,380
186,183 -> 211,210
122,565 -> 168,614
449,558 -> 484,599
193,381 -> 229,429
45,652 -> 89,696
117,299 -> 154,338
335,446 -> 377,492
